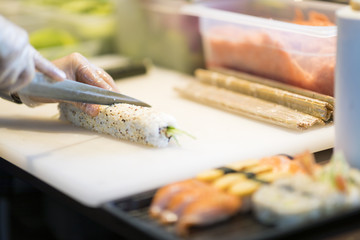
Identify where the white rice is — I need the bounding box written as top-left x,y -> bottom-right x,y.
58,103 -> 178,147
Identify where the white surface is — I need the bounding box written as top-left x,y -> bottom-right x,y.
335,6 -> 360,168
0,67 -> 334,207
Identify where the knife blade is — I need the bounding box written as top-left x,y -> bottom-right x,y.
12,72 -> 151,107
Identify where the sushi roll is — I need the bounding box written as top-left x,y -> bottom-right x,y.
252,151 -> 360,228
58,102 -> 179,147
252,174 -> 347,228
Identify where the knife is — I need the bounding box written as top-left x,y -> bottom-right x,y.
0,72 -> 151,107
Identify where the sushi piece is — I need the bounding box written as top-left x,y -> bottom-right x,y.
196,159 -> 259,183
149,153 -> 310,235
197,154 -> 303,186
316,151 -> 360,207
176,190 -> 242,236
227,179 -> 262,212
252,174 -> 346,228
260,154 -> 308,175
252,151 -> 360,228
212,173 -> 247,191
159,185 -> 219,224
150,179 -> 242,233
196,155 -> 305,212
58,102 -> 179,147
227,178 -> 262,196
149,179 -> 207,218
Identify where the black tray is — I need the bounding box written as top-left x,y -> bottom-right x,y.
102,189 -> 360,240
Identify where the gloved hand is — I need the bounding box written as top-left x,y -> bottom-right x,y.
0,15 -> 65,92
20,53 -> 119,116
51,53 -> 120,117
0,16 -> 119,117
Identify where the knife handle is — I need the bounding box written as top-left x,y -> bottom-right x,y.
103,58 -> 151,80
0,92 -> 22,104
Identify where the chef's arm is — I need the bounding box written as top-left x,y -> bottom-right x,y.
0,15 -> 65,93
0,16 -> 119,117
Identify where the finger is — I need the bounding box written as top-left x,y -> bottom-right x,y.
76,64 -> 115,91
33,48 -> 66,81
94,67 -> 119,92
69,53 -> 115,91
59,99 -> 100,116
73,102 -> 100,117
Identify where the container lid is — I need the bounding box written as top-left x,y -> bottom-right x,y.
181,4 -> 337,38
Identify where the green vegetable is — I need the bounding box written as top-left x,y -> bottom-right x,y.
60,1 -> 114,15
30,28 -> 78,49
316,151 -> 350,189
26,0 -> 114,15
166,126 -> 195,145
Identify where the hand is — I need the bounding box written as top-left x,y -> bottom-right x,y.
0,16 -> 65,92
51,53 -> 119,117
18,53 -> 118,117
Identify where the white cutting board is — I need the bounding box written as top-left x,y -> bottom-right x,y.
0,66 -> 334,207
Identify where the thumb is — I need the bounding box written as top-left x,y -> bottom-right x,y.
32,47 -> 66,81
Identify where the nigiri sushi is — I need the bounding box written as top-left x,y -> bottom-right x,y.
149,179 -> 207,218
176,190 -> 242,236
149,153 -> 308,235
159,186 -> 214,224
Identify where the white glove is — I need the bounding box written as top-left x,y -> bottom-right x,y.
0,15 -> 65,93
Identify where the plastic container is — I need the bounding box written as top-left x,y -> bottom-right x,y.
114,0 -> 205,74
182,0 -> 343,96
